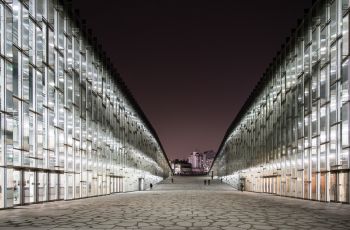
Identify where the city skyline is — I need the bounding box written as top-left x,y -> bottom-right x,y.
72,0 -> 313,160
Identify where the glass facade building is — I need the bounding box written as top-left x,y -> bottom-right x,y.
212,0 -> 350,203
0,0 -> 171,208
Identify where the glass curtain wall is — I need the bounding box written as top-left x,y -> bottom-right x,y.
212,0 -> 350,203
0,0 -> 170,208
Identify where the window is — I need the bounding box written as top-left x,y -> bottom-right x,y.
320,106 -> 328,143
343,15 -> 349,56
330,0 -> 338,41
304,78 -> 311,114
312,27 -> 320,65
330,44 -> 338,84
330,84 -> 337,125
342,103 -> 349,147
320,144 -> 327,171
320,66 -> 329,104
342,59 -> 349,102
329,125 -> 338,167
320,28 -> 328,66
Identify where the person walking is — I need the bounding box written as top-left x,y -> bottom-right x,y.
171,178 -> 174,183
204,179 -> 207,185
150,183 -> 153,190
240,183 -> 244,192
14,184 -> 18,201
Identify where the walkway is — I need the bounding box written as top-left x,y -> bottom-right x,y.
0,176 -> 350,229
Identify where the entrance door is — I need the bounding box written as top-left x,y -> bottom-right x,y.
98,175 -> 103,195
330,173 -> 337,202
58,173 -> 65,200
23,171 -> 35,204
276,176 -> 281,195
92,178 -> 97,196
320,173 -> 327,201
13,170 -> 22,205
119,178 -> 123,192
338,172 -> 349,203
37,172 -> 47,202
139,178 -> 144,191
111,177 -> 117,193
49,173 -> 58,201
116,177 -> 120,193
311,173 -> 317,200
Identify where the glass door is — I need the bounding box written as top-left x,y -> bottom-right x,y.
13,170 -> 22,205
119,177 -> 123,192
330,173 -> 337,202
276,176 -> 281,195
116,177 -> 120,193
24,171 -> 35,204
37,172 -> 47,202
338,172 -> 349,203
49,173 -> 58,201
138,178 -> 144,191
98,175 -> 102,195
296,171 -> 303,198
58,173 -> 65,200
311,173 -> 317,200
320,173 -> 327,201
92,177 -> 97,196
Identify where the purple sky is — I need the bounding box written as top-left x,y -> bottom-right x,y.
72,0 -> 312,160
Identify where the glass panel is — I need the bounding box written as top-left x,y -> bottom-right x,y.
330,0 -> 338,41
320,173 -> 327,201
59,173 -> 65,199
329,125 -> 337,167
330,84 -> 338,125
342,59 -> 349,103
343,15 -> 349,56
37,172 -> 47,202
330,173 -> 337,202
320,144 -> 327,171
13,170 -> 21,205
24,171 -> 35,204
339,172 -> 349,202
342,103 -> 349,147
49,173 -> 58,200
320,28 -> 328,66
330,44 -> 338,84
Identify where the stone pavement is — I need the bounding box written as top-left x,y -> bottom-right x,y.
0,176 -> 350,230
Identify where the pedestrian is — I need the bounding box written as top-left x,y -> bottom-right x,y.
14,184 -> 18,201
204,179 -> 207,185
220,178 -> 223,183
240,183 -> 244,192
171,178 -> 174,183
150,183 -> 153,190
208,180 -> 210,185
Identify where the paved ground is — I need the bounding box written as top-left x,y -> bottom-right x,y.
1,176 -> 350,230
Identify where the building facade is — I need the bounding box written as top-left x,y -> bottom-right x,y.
188,152 -> 200,169
188,151 -> 216,173
0,0 -> 171,208
212,0 -> 350,203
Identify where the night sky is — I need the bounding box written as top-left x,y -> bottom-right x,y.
72,0 -> 312,160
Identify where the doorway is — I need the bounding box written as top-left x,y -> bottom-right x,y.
37,171 -> 47,202
23,171 -> 35,204
13,170 -> 22,205
138,178 -> 145,191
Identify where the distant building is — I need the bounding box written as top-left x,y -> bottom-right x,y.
188,152 -> 200,169
171,160 -> 192,175
187,151 -> 216,173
